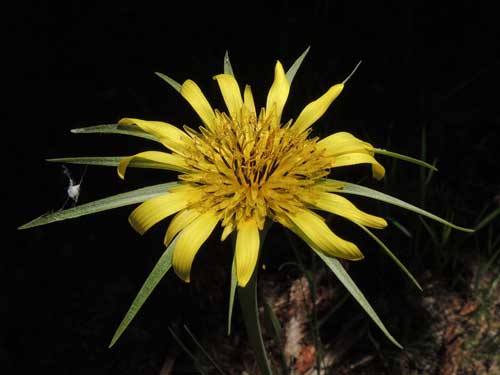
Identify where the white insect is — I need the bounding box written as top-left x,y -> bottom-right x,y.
61,165 -> 87,209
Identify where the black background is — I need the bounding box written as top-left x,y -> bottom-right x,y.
6,1 -> 500,374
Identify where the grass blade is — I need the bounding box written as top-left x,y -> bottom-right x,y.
318,292 -> 350,327
418,216 -> 440,248
167,325 -> 209,375
474,207 -> 500,231
263,299 -> 288,373
263,299 -> 282,338
184,325 -> 226,375
386,217 -> 413,238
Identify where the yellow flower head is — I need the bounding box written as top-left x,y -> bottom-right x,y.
118,60 -> 387,287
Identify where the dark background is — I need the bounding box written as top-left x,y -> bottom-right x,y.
5,1 -> 500,374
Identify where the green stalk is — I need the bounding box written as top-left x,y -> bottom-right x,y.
238,269 -> 272,375
237,222 -> 273,375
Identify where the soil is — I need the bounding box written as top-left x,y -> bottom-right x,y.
166,258 -> 500,375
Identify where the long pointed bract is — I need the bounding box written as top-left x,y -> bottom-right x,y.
19,182 -> 179,229
327,179 -> 474,232
312,247 -> 403,349
109,237 -> 178,347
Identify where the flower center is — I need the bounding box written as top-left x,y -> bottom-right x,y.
180,108 -> 331,233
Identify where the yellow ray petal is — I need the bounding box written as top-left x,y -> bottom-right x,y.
118,151 -> 190,179
235,219 -> 260,287
292,83 -> 344,133
313,192 -> 387,229
318,179 -> 346,191
318,131 -> 373,156
213,74 -> 243,121
172,211 -> 220,283
220,222 -> 235,242
118,118 -> 191,155
128,189 -> 201,235
164,208 -> 200,247
332,152 -> 385,180
266,61 -> 290,125
180,80 -> 216,131
118,118 -> 187,141
287,208 -> 363,260
243,84 -> 256,115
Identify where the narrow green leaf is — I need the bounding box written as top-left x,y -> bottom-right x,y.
18,182 -> 178,229
486,271 -> 500,299
474,207 -> 500,231
46,156 -> 176,171
312,248 -> 403,349
356,224 -> 422,291
318,292 -> 350,327
167,325 -> 209,375
285,46 -> 310,85
154,71 -> 182,93
440,215 -> 454,246
263,299 -> 282,339
224,51 -> 234,76
326,179 -> 474,233
109,237 -> 178,348
227,256 -> 237,335
374,148 -> 438,171
184,325 -> 226,375
418,216 -> 440,247
483,246 -> 500,274
71,123 -> 159,142
263,299 -> 289,373
421,125 -> 428,170
424,158 -> 438,185
386,217 -> 413,238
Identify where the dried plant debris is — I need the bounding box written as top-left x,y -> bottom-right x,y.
166,262 -> 498,375
333,269 -> 499,375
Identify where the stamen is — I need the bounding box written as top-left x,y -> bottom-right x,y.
181,104 -> 330,230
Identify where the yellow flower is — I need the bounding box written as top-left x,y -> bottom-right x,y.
118,61 -> 387,287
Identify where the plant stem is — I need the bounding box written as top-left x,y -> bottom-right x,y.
238,268 -> 272,375
237,221 -> 273,375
